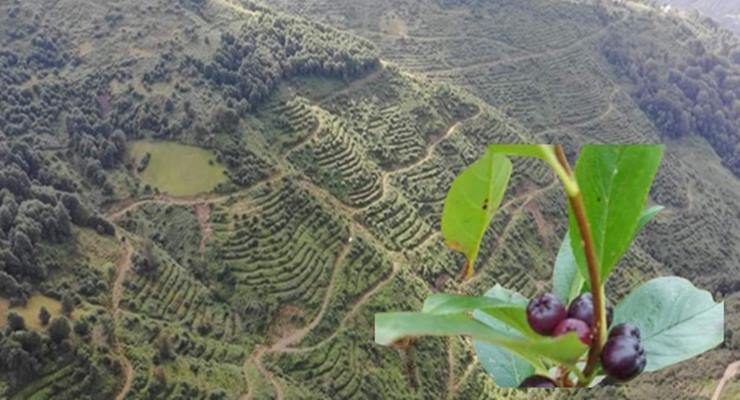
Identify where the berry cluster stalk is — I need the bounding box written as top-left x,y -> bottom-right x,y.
554,145 -> 607,386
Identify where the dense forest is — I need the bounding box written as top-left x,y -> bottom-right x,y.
601,28 -> 740,174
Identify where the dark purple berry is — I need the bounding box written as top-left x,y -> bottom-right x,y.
601,336 -> 646,381
526,293 -> 567,336
608,323 -> 641,340
553,318 -> 592,345
567,293 -> 594,326
567,293 -> 614,329
518,375 -> 557,388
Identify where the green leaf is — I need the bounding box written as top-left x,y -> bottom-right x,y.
568,145 -> 664,281
442,150 -> 512,278
634,205 -> 664,239
479,284 -> 529,307
422,290 -> 535,338
613,277 -> 724,372
487,144 -> 578,196
552,233 -> 584,303
422,293 -> 512,315
475,286 -> 535,339
375,312 -> 587,366
487,144 -> 551,160
474,338 -> 534,387
473,285 -> 535,387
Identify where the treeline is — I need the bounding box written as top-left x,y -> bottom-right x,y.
189,12 -> 379,108
0,141 -> 114,305
1,27 -> 129,195
601,32 -> 740,175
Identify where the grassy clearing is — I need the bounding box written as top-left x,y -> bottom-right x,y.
0,295 -> 63,331
129,140 -> 227,197
73,227 -> 121,270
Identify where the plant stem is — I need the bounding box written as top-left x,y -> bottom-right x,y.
554,145 -> 607,386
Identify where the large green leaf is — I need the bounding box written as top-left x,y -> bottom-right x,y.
375,312 -> 588,366
474,340 -> 534,388
474,285 -> 536,387
472,285 -> 534,339
613,277 -> 724,372
422,293 -> 511,315
442,150 -> 512,278
423,286 -> 535,338
568,145 -> 664,281
552,233 -> 584,303
554,205 -> 660,299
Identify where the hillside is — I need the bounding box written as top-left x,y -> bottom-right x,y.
221,0 -> 740,398
655,0 -> 740,36
0,0 -> 738,399
0,0 -> 527,398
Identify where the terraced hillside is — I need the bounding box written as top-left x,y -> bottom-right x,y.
0,0 -> 549,398
1,0 -> 739,399
262,0 -> 740,398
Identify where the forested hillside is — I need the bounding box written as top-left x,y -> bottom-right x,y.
0,0 -> 738,399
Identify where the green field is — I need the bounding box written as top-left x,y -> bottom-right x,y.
129,140 -> 227,197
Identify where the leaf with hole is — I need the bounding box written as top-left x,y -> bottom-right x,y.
441,150 -> 511,278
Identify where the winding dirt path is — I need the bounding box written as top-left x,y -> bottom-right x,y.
242,345 -> 284,400
241,233 -> 353,399
194,203 -> 212,256
107,193 -> 235,221
711,361 -> 740,400
272,236 -> 352,352
380,108 -> 483,201
281,261 -> 401,355
112,236 -> 134,400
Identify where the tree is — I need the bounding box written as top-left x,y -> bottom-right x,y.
61,294 -> 75,316
156,331 -> 174,361
38,306 -> 50,326
60,193 -> 89,225
6,312 -> 25,332
73,319 -> 90,337
54,202 -> 71,239
48,316 -> 71,344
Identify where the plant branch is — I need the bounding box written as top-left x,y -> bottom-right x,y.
541,145 -> 579,197
554,145 -> 606,386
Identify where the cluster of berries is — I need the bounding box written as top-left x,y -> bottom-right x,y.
518,292 -> 647,388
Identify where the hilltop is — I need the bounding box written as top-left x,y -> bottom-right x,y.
655,0 -> 740,36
